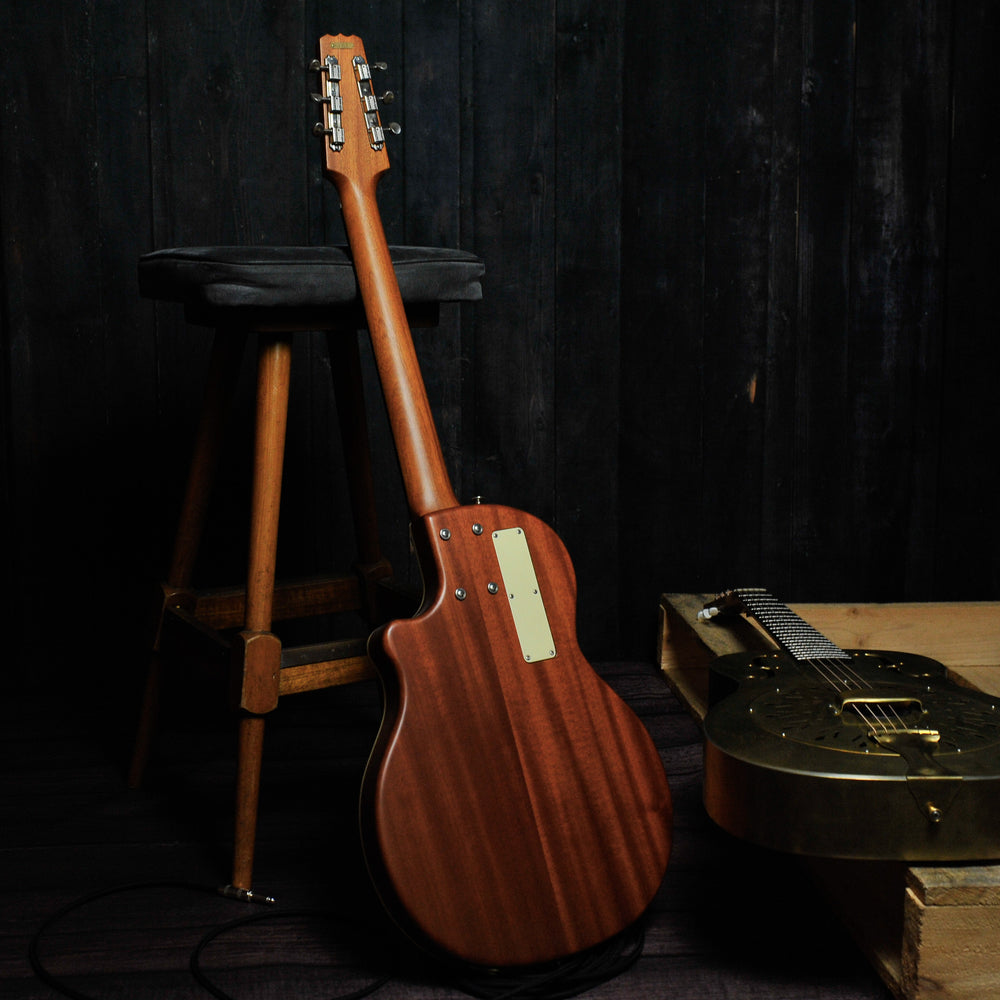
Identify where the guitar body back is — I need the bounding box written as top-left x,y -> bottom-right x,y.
361,504 -> 672,968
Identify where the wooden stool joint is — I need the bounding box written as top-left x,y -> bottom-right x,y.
231,630 -> 282,714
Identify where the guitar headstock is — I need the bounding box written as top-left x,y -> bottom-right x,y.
311,34 -> 399,189
698,588 -> 768,621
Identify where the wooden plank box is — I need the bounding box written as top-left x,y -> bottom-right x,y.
658,594 -> 1000,1000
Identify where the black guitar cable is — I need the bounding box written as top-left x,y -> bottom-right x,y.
190,905 -> 394,1000
28,880 -> 393,1000
28,881 -> 212,1000
30,880 -> 644,1000
443,922 -> 647,1000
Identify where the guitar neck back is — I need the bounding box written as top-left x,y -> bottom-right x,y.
315,33 -> 458,518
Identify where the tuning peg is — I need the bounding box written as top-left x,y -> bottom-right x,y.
312,92 -> 343,110
384,121 -> 402,136
372,61 -> 388,71
378,90 -> 396,104
309,58 -> 322,71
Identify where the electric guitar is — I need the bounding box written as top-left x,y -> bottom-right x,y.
311,35 -> 672,968
699,588 -> 1000,860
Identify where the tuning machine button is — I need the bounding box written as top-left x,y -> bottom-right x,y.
367,59 -> 397,116
313,122 -> 346,148
311,92 -> 343,111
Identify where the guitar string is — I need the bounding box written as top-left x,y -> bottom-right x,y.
740,597 -> 912,738
759,611 -> 912,736
808,657 -> 910,736
728,592 -> 912,737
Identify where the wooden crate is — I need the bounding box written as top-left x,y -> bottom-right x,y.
658,594 -> 1000,1000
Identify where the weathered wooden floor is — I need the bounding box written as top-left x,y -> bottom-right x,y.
1,661 -> 891,999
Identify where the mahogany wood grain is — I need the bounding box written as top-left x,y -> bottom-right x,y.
232,630 -> 281,714
245,335 -> 293,633
318,34 -> 672,967
362,505 -> 672,966
191,575 -> 364,630
233,713 -> 266,890
232,333 -> 291,891
340,187 -> 458,517
318,37 -> 456,519
277,655 -> 375,696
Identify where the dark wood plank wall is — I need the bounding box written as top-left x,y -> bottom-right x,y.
938,1 -> 1000,603
620,0 -> 999,653
1,0 -> 996,684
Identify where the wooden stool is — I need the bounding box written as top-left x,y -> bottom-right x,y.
128,244 -> 484,897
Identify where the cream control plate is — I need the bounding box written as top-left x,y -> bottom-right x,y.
492,527 -> 556,662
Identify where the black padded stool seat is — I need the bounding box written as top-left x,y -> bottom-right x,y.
130,241 -> 484,897
138,244 -> 484,326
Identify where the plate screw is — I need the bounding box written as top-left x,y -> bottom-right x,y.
439,528 -> 451,540
455,588 -> 467,601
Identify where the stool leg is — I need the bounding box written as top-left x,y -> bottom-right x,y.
327,330 -> 393,621
245,334 -> 292,634
230,333 -> 292,892
129,332 -> 246,789
165,332 -> 247,594
233,713 -> 267,891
